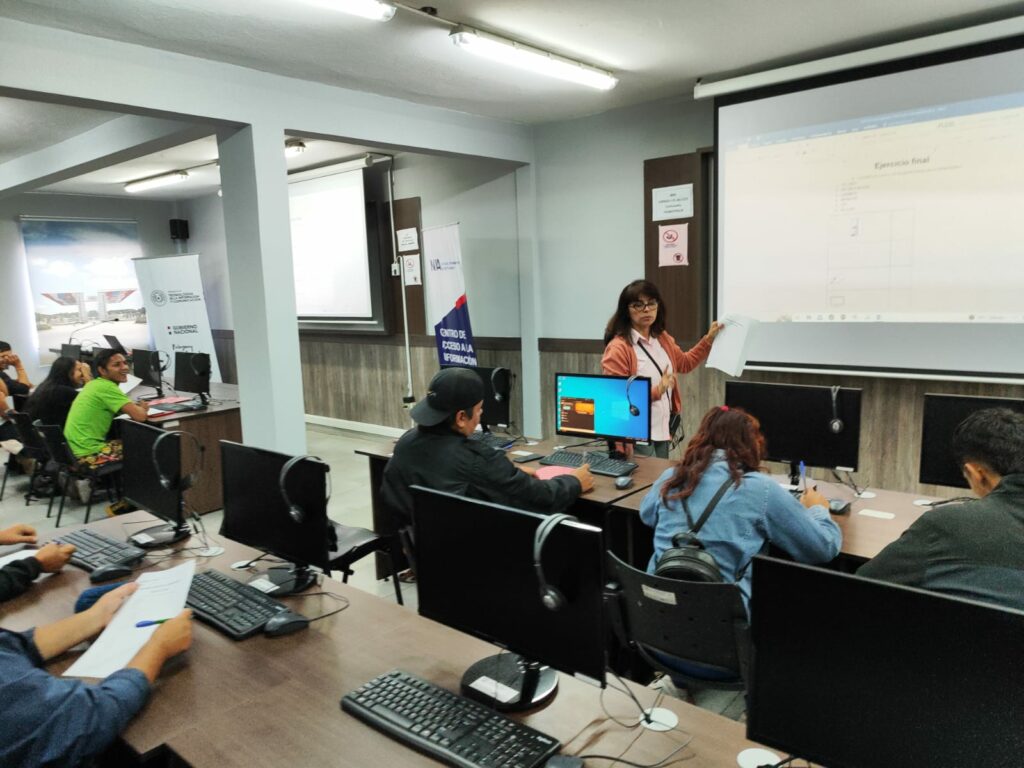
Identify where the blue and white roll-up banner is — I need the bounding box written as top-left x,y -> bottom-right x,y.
423,224 -> 478,367
133,254 -> 222,382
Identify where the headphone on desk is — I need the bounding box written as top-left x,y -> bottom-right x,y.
829,386 -> 844,434
279,455 -> 331,523
625,375 -> 641,417
153,430 -> 204,492
491,367 -> 510,403
533,513 -> 577,611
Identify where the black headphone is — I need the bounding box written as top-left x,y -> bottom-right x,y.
190,352 -> 210,376
625,375 -> 640,417
533,513 -> 576,611
829,386 -> 844,434
279,455 -> 330,523
156,350 -> 171,372
152,429 -> 204,491
491,367 -> 510,403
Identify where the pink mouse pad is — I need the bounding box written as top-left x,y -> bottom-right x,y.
535,465 -> 576,481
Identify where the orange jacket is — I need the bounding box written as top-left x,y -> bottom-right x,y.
601,331 -> 712,414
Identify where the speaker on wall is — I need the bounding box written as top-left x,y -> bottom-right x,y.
169,218 -> 190,240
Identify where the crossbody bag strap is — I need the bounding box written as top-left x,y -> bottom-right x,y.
636,339 -> 664,378
681,476 -> 735,534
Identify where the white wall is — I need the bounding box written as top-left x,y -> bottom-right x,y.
0,192 -> 177,377
176,193 -> 232,331
534,95 -> 714,339
392,153 -> 522,337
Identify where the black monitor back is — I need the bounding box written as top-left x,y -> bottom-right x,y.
724,381 -> 861,470
131,349 -> 163,389
122,420 -> 183,526
441,364 -> 511,428
174,351 -> 211,395
60,344 -> 81,360
412,486 -> 606,686
919,393 -> 1024,487
748,556 -> 1024,768
219,441 -> 331,572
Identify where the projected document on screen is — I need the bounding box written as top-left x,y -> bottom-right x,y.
715,43 -> 1024,378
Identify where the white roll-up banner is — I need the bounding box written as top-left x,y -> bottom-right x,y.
133,254 -> 222,382
423,224 -> 478,366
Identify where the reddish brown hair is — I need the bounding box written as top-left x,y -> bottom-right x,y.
662,406 -> 766,501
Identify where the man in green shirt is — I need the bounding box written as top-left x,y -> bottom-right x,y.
63,349 -> 148,463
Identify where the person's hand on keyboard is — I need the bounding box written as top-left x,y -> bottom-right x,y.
572,464 -> 595,493
33,542 -> 76,573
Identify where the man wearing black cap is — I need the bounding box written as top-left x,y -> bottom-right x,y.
381,367 -> 593,525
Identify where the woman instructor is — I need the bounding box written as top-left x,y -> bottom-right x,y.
602,280 -> 722,457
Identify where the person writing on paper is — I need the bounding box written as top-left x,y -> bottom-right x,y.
640,406 -> 842,610
381,367 -> 593,527
0,583 -> 193,768
63,349 -> 147,466
858,408 -> 1024,611
602,280 -> 723,458
0,523 -> 76,603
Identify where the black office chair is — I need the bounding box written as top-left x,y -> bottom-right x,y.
1,411 -> 56,506
34,422 -> 122,527
328,521 -> 405,606
605,552 -> 751,694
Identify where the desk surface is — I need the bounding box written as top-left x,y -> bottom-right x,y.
2,514 -> 767,767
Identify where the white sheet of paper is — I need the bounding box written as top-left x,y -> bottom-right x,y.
396,227 -> 419,252
64,560 -> 195,679
0,547 -> 38,569
706,315 -> 759,378
119,374 -> 142,394
652,184 -> 694,221
657,223 -> 688,266
402,253 -> 422,286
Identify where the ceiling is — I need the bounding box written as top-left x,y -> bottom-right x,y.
3,0 -> 1024,198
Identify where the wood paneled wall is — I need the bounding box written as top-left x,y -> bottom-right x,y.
537,342 -> 1024,496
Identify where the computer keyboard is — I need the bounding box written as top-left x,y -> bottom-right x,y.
469,432 -> 516,450
54,528 -> 145,572
186,569 -> 295,640
539,449 -> 637,478
342,670 -> 561,768
151,401 -> 207,413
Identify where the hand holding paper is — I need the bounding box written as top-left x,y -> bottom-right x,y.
706,315 -> 759,378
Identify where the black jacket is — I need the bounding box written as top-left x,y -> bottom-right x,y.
858,474 -> 1024,611
380,428 -> 582,525
0,557 -> 43,603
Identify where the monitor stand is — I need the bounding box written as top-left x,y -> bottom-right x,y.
129,522 -> 190,548
248,564 -> 316,596
606,439 -> 630,461
788,460 -> 801,487
199,391 -> 210,405
138,383 -> 165,401
460,653 -> 557,713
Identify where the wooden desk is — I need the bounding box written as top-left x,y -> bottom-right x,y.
140,382 -> 242,514
612,476 -> 938,564
355,437 -> 674,574
2,514 -> 768,767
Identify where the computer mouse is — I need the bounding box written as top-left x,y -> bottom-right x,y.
614,476 -> 634,490
89,562 -> 135,583
264,610 -> 310,638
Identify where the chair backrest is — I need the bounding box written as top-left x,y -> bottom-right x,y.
9,411 -> 47,455
606,552 -> 751,683
33,421 -> 77,467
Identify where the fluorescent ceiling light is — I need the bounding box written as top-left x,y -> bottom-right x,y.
450,27 -> 617,91
285,139 -> 307,157
307,0 -> 396,21
124,170 -> 189,193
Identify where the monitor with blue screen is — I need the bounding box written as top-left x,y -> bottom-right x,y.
554,373 -> 651,443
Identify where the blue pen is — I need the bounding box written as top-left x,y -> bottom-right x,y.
135,619 -> 170,628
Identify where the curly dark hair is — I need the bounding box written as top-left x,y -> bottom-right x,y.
952,407 -> 1024,476
662,406 -> 766,502
603,280 -> 667,345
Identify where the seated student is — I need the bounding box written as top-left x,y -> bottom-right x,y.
25,357 -> 90,429
858,407 -> 1024,611
0,583 -> 193,768
63,349 -> 147,465
381,367 -> 594,526
0,523 -> 76,603
640,405 -> 842,609
0,341 -> 33,399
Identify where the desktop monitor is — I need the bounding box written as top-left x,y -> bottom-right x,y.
104,334 -> 127,355
174,351 -> 211,403
412,486 -> 606,712
132,349 -> 165,398
60,344 -> 81,361
747,556 -> 1024,767
724,381 -> 861,478
122,421 -> 190,547
219,441 -> 331,595
441,364 -> 511,429
554,373 -> 651,445
919,393 -> 1024,488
